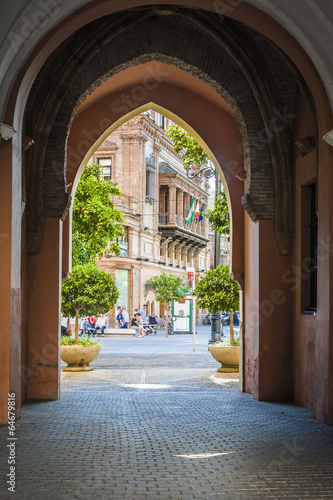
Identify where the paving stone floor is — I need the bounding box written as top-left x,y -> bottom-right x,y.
1,330 -> 333,499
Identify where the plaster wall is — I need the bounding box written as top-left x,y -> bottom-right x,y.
244,211 -> 259,397
27,219 -> 62,400
0,141 -> 14,424
293,88 -> 317,409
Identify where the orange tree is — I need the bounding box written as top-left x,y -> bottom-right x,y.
194,265 -> 239,344
147,272 -> 189,337
62,263 -> 119,343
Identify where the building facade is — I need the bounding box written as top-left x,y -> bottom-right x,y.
91,111 -> 212,323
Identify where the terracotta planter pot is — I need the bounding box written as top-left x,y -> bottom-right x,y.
61,344 -> 102,371
209,345 -> 239,373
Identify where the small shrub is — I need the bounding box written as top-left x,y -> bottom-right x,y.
213,337 -> 239,347
61,336 -> 102,347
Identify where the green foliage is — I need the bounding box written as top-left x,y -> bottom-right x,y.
206,190 -> 230,236
213,338 -> 240,347
166,124 -> 209,170
194,265 -> 239,313
61,336 -> 102,346
72,163 -> 124,267
61,263 -> 119,317
147,272 -> 189,303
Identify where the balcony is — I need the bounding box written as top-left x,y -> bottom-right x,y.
159,212 -> 169,225
158,211 -> 208,249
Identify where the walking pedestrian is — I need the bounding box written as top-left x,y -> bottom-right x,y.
165,307 -> 174,335
122,305 -> 129,328
139,304 -> 147,321
116,306 -> 124,328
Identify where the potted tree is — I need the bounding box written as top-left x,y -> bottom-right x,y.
61,263 -> 119,371
194,265 -> 240,372
147,272 -> 189,337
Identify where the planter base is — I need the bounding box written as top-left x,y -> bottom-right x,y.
209,345 -> 239,373
60,344 -> 101,372
217,365 -> 239,373
62,365 -> 94,372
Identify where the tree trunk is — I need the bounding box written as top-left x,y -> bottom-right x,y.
230,309 -> 234,345
75,310 -> 79,344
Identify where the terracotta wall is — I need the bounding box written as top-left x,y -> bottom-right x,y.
292,88 -> 317,408
244,215 -> 293,401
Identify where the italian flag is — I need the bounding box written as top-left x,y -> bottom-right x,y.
185,198 -> 195,225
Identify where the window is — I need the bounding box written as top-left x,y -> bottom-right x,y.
309,183 -> 318,310
146,168 -> 155,200
301,182 -> 317,312
98,158 -> 111,180
115,269 -> 129,308
117,227 -> 128,257
155,112 -> 165,129
146,155 -> 156,201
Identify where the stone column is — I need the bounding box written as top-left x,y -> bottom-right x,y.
169,184 -> 177,225
180,243 -> 188,268
27,218 -> 63,401
177,188 -> 184,227
159,187 -> 167,224
183,193 -> 189,227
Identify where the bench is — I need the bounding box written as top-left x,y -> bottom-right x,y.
97,328 -> 137,337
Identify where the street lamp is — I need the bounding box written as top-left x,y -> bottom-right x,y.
185,161 -> 221,344
209,171 -> 222,345
185,159 -> 216,179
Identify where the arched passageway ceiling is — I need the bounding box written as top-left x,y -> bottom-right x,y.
25,7 -> 315,256
1,0 -> 332,117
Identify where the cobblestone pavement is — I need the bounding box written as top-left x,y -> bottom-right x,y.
1,330 -> 333,499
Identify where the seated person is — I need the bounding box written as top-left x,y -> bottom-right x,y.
95,313 -> 107,336
87,316 -> 96,327
83,320 -> 96,336
131,313 -> 144,338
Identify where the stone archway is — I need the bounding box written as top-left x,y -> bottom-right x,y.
23,6 -> 310,406
3,0 -> 333,426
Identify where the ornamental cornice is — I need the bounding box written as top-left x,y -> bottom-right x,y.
120,134 -> 147,143
99,140 -> 118,150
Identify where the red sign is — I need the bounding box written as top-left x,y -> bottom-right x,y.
188,271 -> 194,280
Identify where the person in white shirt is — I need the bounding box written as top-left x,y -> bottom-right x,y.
122,306 -> 129,328
96,314 -> 108,336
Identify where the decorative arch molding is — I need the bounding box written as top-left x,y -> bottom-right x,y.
25,7 -> 316,255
